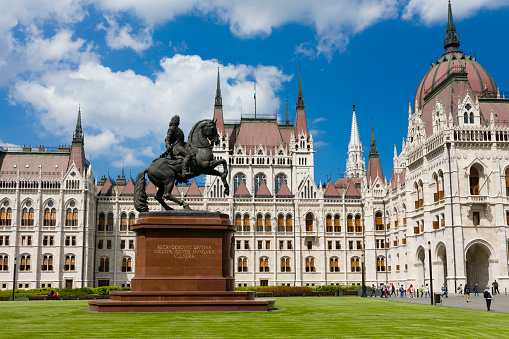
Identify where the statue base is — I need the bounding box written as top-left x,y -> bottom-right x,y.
88,211 -> 274,312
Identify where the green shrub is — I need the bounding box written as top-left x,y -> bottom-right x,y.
314,285 -> 350,292
93,286 -> 130,295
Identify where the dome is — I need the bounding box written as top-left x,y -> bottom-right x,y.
413,2 -> 497,111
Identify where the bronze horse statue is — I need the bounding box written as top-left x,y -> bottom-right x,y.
134,119 -> 229,212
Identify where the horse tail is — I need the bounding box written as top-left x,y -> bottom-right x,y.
134,168 -> 149,212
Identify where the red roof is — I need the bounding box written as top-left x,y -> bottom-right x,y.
324,181 -> 340,197
185,179 -> 202,197
99,178 -> 114,196
120,178 -> 134,195
171,184 -> 180,195
345,181 -> 361,197
367,156 -> 383,185
294,107 -> 308,138
276,181 -> 292,196
279,126 -> 293,146
255,181 -> 272,197
146,181 -> 157,195
334,177 -> 362,190
68,144 -> 86,176
234,180 -> 250,197
0,152 -> 68,179
235,119 -> 284,148
213,107 -> 224,136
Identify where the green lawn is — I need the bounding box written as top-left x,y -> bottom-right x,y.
0,298 -> 507,338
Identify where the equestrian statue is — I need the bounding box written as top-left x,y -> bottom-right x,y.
134,115 -> 229,212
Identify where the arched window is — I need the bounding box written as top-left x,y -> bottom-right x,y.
329,257 -> 339,272
470,112 -> 474,124
350,257 -> 360,272
464,112 -> 468,123
506,168 -> 509,197
334,215 -> 341,232
243,214 -> 250,232
286,214 -> 293,232
254,173 -> 267,194
237,257 -> 248,272
264,214 -> 271,232
259,257 -> 269,272
65,208 -> 73,226
377,256 -> 386,272
414,182 -> 420,209
129,213 -> 135,231
305,213 -> 313,232
347,215 -> 354,233
41,255 -> 53,271
122,257 -> 132,272
275,173 -> 287,193
235,214 -> 242,231
375,212 -> 383,231
72,208 -> 78,226
469,167 -> 480,195
107,213 -> 114,231
326,215 -> 332,232
281,257 -> 291,272
22,202 -> 34,226
98,213 -> 105,232
233,173 -> 246,194
256,214 -> 263,232
0,201 -> 12,226
99,257 -> 109,272
305,257 -> 315,272
20,254 -> 31,271
355,214 -> 362,232
120,213 -> 128,232
433,173 -> 440,202
439,171 -> 445,200
64,255 -> 75,271
277,214 -> 284,232
0,254 -> 8,271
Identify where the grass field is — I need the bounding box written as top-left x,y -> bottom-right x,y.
0,297 -> 507,338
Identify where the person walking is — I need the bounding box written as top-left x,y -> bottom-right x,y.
474,284 -> 479,296
492,280 -> 500,294
441,283 -> 448,298
464,285 -> 471,302
483,287 -> 493,311
390,283 -> 396,297
457,284 -> 463,297
408,284 -> 414,298
424,284 -> 430,298
370,284 -> 376,297
419,285 -> 423,298
400,285 -> 404,298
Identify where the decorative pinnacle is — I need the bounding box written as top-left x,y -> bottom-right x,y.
443,0 -> 460,53
369,123 -> 379,157
296,67 -> 305,108
215,66 -> 222,107
73,106 -> 84,144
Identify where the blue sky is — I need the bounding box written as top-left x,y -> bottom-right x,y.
1,0 -> 509,186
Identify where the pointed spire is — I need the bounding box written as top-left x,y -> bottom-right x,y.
346,104 -> 364,178
369,123 -> 379,157
443,0 -> 460,53
394,144 -> 397,158
121,163 -> 125,178
215,66 -> 222,107
408,102 -> 412,116
73,106 -> 84,144
349,106 -> 361,146
285,97 -> 289,125
296,67 -> 305,108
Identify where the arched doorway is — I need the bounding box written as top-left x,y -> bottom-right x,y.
437,244 -> 447,287
416,247 -> 425,287
466,243 -> 491,289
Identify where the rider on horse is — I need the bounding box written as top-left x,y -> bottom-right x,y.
163,115 -> 192,177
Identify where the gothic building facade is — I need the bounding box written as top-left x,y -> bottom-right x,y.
1,3 -> 508,291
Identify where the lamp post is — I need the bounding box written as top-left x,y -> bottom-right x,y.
428,241 -> 433,306
12,257 -> 16,301
361,254 -> 366,297
445,138 -> 457,291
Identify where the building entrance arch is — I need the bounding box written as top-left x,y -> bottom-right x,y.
466,242 -> 491,289
416,246 -> 425,287
437,243 -> 447,287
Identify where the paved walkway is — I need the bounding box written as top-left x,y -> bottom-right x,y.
370,292 -> 509,313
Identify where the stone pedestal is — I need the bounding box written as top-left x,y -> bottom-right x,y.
88,211 -> 274,312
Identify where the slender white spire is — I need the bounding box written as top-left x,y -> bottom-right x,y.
346,103 -> 365,178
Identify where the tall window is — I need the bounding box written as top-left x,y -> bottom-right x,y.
505,168 -> 509,196
350,257 -> 360,272
66,202 -> 78,226
66,208 -> 73,226
254,173 -> 267,194
235,214 -> 242,232
347,215 -> 354,233
281,257 -> 291,272
22,203 -> 34,226
259,257 -> 269,272
334,215 -> 341,232
256,214 -> 263,232
129,213 -> 136,231
330,257 -> 339,272
355,214 -> 362,232
275,173 -> 287,193
305,213 -> 313,232
98,213 -> 105,232
0,254 -> 8,271
305,257 -> 315,272
120,213 -> 128,232
243,214 -> 250,232
326,215 -> 332,232
434,173 -> 440,202
237,257 -> 247,272
375,212 -> 383,231
464,112 -> 468,124
122,257 -> 132,272
99,257 -> 110,272
470,112 -> 474,124
377,257 -> 386,272
107,213 -> 114,231
278,214 -> 284,232
72,207 -> 78,226
20,255 -> 31,271
286,214 -> 293,232
64,255 -> 75,271
469,167 -> 480,195
41,255 -> 53,271
1,203 -> 11,226
233,173 -> 246,194
264,214 -> 271,232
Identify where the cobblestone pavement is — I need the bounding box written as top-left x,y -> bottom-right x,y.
370,292 -> 509,313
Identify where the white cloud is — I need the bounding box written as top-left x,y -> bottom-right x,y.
10,54 -> 291,167
402,0 -> 509,24
98,16 -> 153,52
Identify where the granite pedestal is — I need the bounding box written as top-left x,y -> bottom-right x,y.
88,210 -> 274,312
